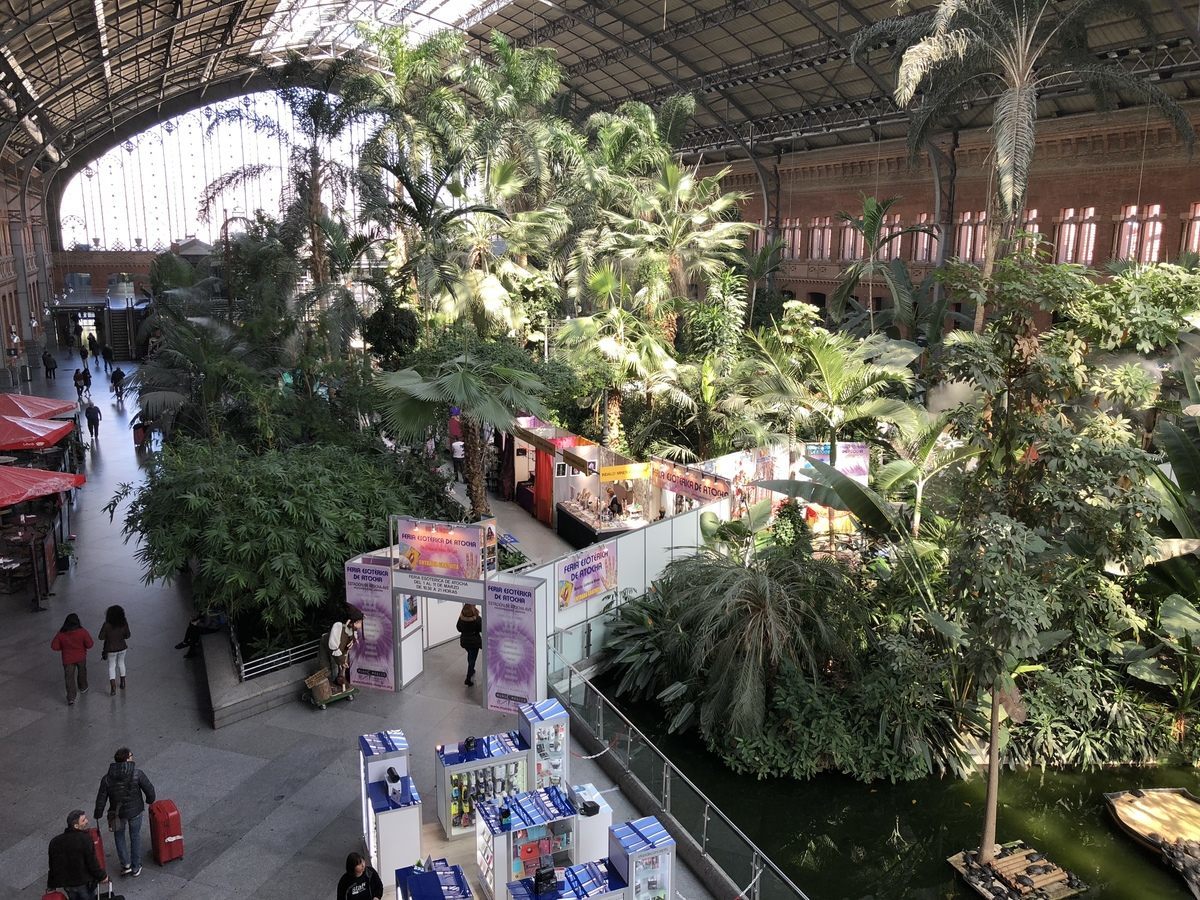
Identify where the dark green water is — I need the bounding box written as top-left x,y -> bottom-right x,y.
607,691 -> 1197,900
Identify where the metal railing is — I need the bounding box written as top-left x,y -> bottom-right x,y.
547,639 -> 810,900
229,622 -> 323,681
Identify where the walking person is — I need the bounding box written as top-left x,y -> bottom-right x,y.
42,349 -> 56,379
456,603 -> 482,686
50,613 -> 93,705
82,366 -> 92,400
71,317 -> 82,349
94,746 -> 155,878
84,401 -> 101,441
100,343 -> 113,374
99,605 -> 130,695
337,851 -> 383,900
78,341 -> 88,368
87,332 -> 98,363
47,809 -> 109,900
451,438 -> 465,482
110,366 -> 126,403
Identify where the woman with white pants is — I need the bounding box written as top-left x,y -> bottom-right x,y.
98,605 -> 130,695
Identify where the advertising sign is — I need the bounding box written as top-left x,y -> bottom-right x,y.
600,463 -> 651,482
651,460 -> 731,501
484,575 -> 542,712
800,442 -> 870,485
480,516 -> 500,574
392,570 -> 485,603
392,517 -> 484,581
345,560 -> 395,691
555,542 -> 618,611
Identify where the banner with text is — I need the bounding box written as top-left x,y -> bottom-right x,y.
392,517 -> 484,581
345,560 -> 395,691
650,460 -> 731,502
555,542 -> 618,611
485,575 -> 543,712
600,462 -> 651,482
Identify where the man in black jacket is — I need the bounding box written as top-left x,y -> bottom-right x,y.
47,809 -> 108,900
94,746 -> 156,877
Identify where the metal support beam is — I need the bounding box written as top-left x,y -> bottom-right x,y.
157,0 -> 185,105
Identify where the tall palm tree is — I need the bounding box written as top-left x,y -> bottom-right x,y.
556,266 -> 677,448
376,352 -> 549,519
742,235 -> 784,328
853,0 -> 1195,331
831,195 -> 936,335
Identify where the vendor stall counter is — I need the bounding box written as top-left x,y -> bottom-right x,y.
396,860 -> 473,900
359,730 -> 421,892
435,732 -> 532,840
507,860 -> 624,900
517,699 -> 569,790
554,501 -> 644,550
608,818 -> 675,900
476,785 -> 577,900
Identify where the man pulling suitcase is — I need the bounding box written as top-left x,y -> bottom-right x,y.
93,747 -> 155,878
46,809 -> 109,900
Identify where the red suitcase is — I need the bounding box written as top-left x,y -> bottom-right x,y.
42,893 -> 67,900
89,827 -> 106,869
148,799 -> 184,864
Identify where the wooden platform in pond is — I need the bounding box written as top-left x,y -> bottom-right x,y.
1106,788 -> 1200,898
948,841 -> 1087,899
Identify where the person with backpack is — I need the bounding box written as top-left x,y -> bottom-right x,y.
94,746 -> 155,877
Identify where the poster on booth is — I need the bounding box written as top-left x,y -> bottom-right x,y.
485,576 -> 542,712
555,542 -> 618,611
391,517 -> 485,601
801,442 -> 870,485
344,560 -> 395,690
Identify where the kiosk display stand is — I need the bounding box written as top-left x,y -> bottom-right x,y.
518,699 -> 569,790
436,732 -> 533,839
359,730 -> 422,892
476,785 -> 577,900
396,859 -> 474,900
507,860 -> 623,900
608,818 -> 675,900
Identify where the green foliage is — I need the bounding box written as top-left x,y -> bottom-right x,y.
1061,264 -> 1200,353
150,252 -> 200,297
364,294 -> 421,369
107,439 -> 456,649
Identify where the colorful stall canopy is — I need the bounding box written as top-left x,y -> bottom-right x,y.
0,394 -> 78,419
0,465 -> 85,506
0,415 -> 76,450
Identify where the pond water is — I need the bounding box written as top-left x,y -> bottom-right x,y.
605,689 -> 1196,900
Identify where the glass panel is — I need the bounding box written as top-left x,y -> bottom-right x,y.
705,812 -> 757,896
558,621 -> 587,666
758,864 -> 810,900
628,731 -> 667,804
666,773 -> 709,852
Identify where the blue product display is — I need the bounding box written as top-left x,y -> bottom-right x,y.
359,728 -> 421,891
360,729 -> 410,758
517,699 -> 569,790
508,860 -> 624,900
436,730 -> 532,838
397,860 -> 473,900
477,785 -> 579,897
608,818 -> 675,900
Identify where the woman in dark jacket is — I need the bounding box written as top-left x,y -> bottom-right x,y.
98,604 -> 131,695
456,604 -> 482,686
50,613 -> 93,705
336,851 -> 382,900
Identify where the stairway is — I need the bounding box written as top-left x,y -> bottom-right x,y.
108,309 -> 134,360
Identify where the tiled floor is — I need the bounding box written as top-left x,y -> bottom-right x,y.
0,349 -> 716,900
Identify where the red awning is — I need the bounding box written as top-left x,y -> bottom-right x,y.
0,394 -> 78,418
0,415 -> 76,450
0,465 -> 85,506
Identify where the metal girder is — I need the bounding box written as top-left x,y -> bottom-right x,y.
90,0 -> 113,88
773,0 -> 892,97
158,0 -> 186,104
678,38 -> 1200,155
202,0 -> 250,89
562,0 -> 777,78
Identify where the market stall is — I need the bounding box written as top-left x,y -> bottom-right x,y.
0,394 -> 78,418
648,458 -> 732,523
555,447 -> 655,550
358,729 -> 422,893
0,465 -> 85,608
507,421 -> 592,527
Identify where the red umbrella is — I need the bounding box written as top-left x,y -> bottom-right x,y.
0,415 -> 75,450
0,394 -> 78,418
0,465 -> 85,506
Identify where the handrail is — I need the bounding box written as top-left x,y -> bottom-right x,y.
548,643 -> 810,900
229,624 -> 322,682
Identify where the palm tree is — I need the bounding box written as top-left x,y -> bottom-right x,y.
875,411 -> 982,537
598,163 -> 754,341
853,0 -> 1195,331
831,195 -> 936,335
742,235 -> 784,328
376,352 -> 549,519
656,545 -> 854,739
556,267 -> 678,449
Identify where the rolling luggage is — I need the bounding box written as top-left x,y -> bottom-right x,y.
148,799 -> 184,864
89,827 -> 105,869
42,892 -> 67,900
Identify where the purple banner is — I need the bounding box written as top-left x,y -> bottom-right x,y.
485,578 -> 539,712
345,561 -> 395,691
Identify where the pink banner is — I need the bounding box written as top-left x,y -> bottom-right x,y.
345,561 -> 395,691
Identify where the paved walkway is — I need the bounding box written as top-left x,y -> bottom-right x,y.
0,349 -> 716,900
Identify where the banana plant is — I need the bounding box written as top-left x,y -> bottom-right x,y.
1120,594 -> 1200,742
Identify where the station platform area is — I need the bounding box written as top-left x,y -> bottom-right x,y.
0,350 -> 715,900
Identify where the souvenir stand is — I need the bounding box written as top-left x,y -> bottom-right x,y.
475,785 -> 578,899
608,817 -> 676,900
507,860 -> 623,900
568,784 -> 612,864
396,859 -> 473,900
699,444 -> 790,519
359,729 -> 422,892
518,699 -> 569,790
555,446 -> 655,550
509,421 -> 588,527
435,732 -> 532,840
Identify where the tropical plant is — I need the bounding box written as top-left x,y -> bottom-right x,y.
852,0 -> 1195,331
1122,594 -> 1200,742
375,350 -> 549,518
742,235 -> 785,329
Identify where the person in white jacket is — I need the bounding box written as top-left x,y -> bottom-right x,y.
329,607 -> 364,688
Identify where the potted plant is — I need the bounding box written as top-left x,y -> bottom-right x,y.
56,539 -> 75,569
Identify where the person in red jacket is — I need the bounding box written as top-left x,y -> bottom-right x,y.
51,613 -> 94,705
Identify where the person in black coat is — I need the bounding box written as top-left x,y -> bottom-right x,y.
337,851 -> 383,900
47,809 -> 108,900
456,603 -> 482,686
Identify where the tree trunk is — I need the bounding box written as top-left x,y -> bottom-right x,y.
309,150 -> 329,291
462,418 -> 491,519
912,480 -> 924,538
604,390 -> 623,449
927,134 -> 957,340
978,683 -> 1002,865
